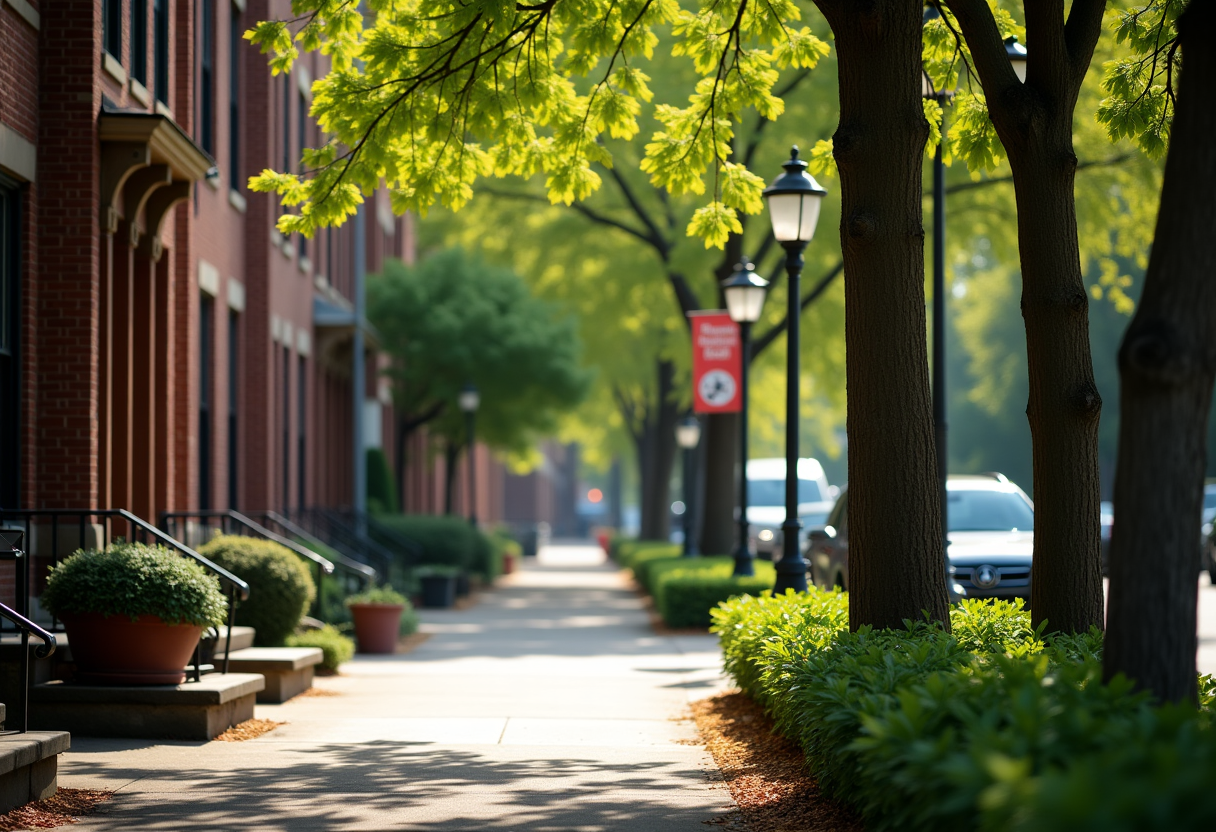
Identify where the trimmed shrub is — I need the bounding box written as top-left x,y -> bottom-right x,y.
620,542 -> 682,591
711,592 -> 1216,832
42,542 -> 227,627
199,535 -> 317,646
616,539 -> 676,570
377,514 -> 497,579
367,448 -> 399,514
652,557 -> 776,629
286,624 -> 354,673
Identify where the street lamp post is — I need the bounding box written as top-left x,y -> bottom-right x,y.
762,146 -> 827,594
721,258 -> 769,577
675,415 -> 702,557
458,383 -> 481,528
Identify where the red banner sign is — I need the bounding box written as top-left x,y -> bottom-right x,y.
689,311 -> 742,414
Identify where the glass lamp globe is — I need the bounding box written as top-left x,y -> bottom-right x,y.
762,147 -> 828,243
720,257 -> 769,324
675,416 -> 702,449
1005,36 -> 1028,83
458,383 -> 480,413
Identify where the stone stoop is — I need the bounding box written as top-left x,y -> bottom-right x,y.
211,626 -> 256,655
223,647 -> 324,704
0,731 -> 71,813
29,674 -> 265,741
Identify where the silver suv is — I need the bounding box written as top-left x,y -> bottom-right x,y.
806,474 -> 1034,600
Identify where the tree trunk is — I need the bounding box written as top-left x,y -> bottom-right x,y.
699,411 -> 739,555
945,0 -> 1108,635
395,417 -> 409,513
1104,1 -> 1216,704
638,359 -> 679,540
817,0 -> 949,630
443,441 -> 459,515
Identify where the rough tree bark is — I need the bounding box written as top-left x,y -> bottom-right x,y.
948,0 -> 1107,634
636,360 -> 680,540
1105,1 -> 1216,704
816,0 -> 949,630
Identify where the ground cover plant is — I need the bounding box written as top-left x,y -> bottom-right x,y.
287,624 -> 355,674
200,536 -> 317,646
712,590 -> 1216,831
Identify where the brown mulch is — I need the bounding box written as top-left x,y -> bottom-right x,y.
212,718 -> 286,742
691,692 -> 864,832
0,789 -> 113,830
397,631 -> 432,653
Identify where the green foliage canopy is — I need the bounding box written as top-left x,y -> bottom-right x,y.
368,248 -> 591,458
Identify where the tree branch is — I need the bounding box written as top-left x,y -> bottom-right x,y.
480,185 -> 660,251
943,153 -> 1136,196
752,259 -> 844,358
602,166 -> 672,260
943,0 -> 1023,119
1063,0 -> 1109,92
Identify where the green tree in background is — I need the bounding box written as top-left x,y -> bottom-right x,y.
368,250 -> 592,511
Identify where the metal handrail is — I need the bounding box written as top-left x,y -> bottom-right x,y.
283,508 -> 397,576
159,510 -> 335,574
0,601 -> 57,736
261,511 -> 378,582
340,508 -> 425,564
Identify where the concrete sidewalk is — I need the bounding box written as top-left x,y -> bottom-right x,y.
60,544 -> 736,831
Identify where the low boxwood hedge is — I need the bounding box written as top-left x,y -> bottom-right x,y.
199,535 -> 316,646
651,556 -> 775,629
376,514 -> 497,579
286,624 -> 355,673
712,590 -> 1216,832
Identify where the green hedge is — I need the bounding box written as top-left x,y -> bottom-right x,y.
652,557 -> 775,629
367,448 -> 398,515
199,535 -> 317,646
712,590 -> 1216,832
377,514 -> 497,579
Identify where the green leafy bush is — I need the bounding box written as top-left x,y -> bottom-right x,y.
346,584 -> 408,606
366,448 -> 399,514
286,624 -> 355,673
41,542 -> 227,627
619,542 -> 682,591
198,535 -> 317,647
615,539 -> 677,571
651,556 -> 776,628
377,514 -> 496,578
711,592 -> 1216,832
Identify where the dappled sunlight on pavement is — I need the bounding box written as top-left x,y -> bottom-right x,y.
60,541 -> 735,831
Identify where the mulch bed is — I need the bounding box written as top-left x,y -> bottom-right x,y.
296,686 -> 343,698
397,632 -> 432,653
212,719 -> 286,742
692,692 -> 864,832
0,789 -> 113,830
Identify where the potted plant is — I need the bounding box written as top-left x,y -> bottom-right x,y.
41,543 -> 227,685
346,585 -> 410,654
415,566 -> 459,609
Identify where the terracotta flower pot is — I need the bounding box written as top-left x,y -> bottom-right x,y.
503,552 -> 517,575
349,603 -> 404,654
59,612 -> 204,685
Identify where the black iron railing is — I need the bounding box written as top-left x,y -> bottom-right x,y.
160,510 -> 336,617
333,508 -> 424,567
260,511 -> 378,591
0,530 -> 57,734
0,510 -> 249,680
281,507 -> 399,579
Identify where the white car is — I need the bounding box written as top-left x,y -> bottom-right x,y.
745,457 -> 836,560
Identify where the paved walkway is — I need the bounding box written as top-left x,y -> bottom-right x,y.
62,543 -> 735,831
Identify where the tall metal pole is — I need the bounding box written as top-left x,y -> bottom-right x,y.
352,205 -> 367,534
774,243 -> 809,593
682,436 -> 698,556
933,116 -> 950,592
466,409 -> 478,528
732,322 -> 754,577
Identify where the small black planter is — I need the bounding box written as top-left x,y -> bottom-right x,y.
419,575 -> 457,608
455,572 -> 471,598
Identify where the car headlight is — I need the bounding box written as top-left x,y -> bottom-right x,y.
758,529 -> 775,542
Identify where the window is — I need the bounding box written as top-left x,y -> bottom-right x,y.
199,296 -> 215,510
282,75 -> 291,174
0,180 -> 21,509
200,0 -> 215,153
297,356 -> 306,508
103,0 -> 123,57
154,0 -> 170,106
228,4 -> 241,189
946,489 -> 1035,533
131,0 -> 148,84
227,310 -> 239,508
298,90 -> 307,259
282,347 -> 291,509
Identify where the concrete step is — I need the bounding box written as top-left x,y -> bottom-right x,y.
0,703 -> 6,727
0,731 -> 70,813
210,626 -> 256,655
224,647 -> 323,703
30,673 -> 265,741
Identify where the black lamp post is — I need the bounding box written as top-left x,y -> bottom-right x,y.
458,383 -> 480,528
675,414 -> 702,557
762,146 -> 827,594
721,257 -> 769,577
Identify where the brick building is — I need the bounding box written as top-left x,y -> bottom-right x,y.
0,0 -> 581,576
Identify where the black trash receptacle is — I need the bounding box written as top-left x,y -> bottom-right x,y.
419,575 -> 457,608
